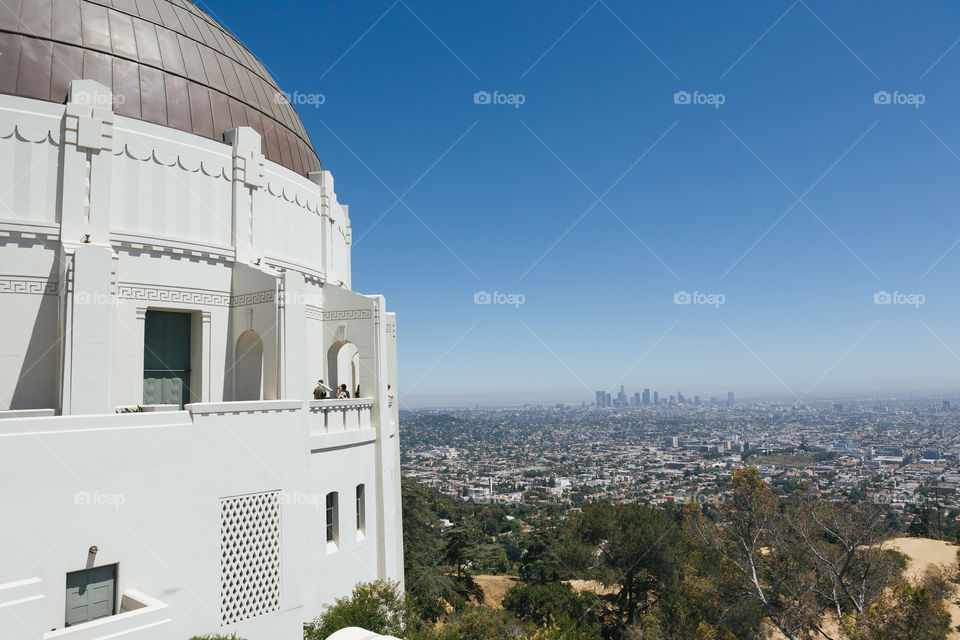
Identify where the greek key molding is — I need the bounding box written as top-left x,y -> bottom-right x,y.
305,305 -> 323,321
231,290 -> 274,307
0,276 -> 57,295
117,284 -> 230,307
322,309 -> 373,321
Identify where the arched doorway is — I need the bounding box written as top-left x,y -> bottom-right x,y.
235,330 -> 263,400
327,341 -> 359,397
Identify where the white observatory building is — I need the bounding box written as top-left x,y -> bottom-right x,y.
0,1 -> 403,639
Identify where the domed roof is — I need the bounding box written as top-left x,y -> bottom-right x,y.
0,0 -> 321,177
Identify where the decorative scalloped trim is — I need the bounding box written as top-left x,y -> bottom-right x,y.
152,150 -> 176,166
201,160 -> 228,179
123,144 -> 152,161
263,178 -> 321,214
110,143 -> 229,180
177,155 -> 199,172
0,123 -> 60,145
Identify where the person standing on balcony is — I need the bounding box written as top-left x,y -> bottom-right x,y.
314,379 -> 332,399
337,384 -> 350,399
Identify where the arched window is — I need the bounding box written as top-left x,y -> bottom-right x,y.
234,330 -> 263,401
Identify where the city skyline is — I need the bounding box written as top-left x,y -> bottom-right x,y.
204,1 -> 960,405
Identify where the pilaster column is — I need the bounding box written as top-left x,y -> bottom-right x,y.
132,306 -> 147,405
280,271 -> 307,399
58,80 -> 116,416
224,127 -> 264,266
201,310 -> 212,402
60,245 -> 115,415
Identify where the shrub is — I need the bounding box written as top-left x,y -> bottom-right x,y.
306,580 -> 406,640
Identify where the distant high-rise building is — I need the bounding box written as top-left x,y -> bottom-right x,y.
642,388 -> 651,405
727,391 -> 735,407
669,394 -> 676,405
694,395 -> 701,406
944,400 -> 951,411
633,392 -> 641,407
618,385 -> 626,406
710,396 -> 717,404
653,391 -> 659,406
677,391 -> 684,404
595,391 -> 604,408
605,392 -> 612,408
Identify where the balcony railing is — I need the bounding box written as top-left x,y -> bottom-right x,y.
308,398 -> 374,434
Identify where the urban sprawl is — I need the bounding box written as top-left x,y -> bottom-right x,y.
401,390 -> 960,525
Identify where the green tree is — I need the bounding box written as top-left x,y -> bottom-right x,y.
518,531 -> 561,584
306,580 -> 405,640
842,568 -> 952,640
787,485 -> 902,620
685,468 -> 820,640
502,581 -> 602,637
563,502 -> 684,627
432,605 -> 527,640
402,477 -> 462,621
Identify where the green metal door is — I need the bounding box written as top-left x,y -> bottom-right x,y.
143,310 -> 192,408
65,565 -> 116,627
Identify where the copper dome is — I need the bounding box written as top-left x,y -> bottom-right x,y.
0,0 -> 321,177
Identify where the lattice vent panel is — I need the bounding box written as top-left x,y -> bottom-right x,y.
220,491 -> 281,625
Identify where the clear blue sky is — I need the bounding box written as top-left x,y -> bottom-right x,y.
203,0 -> 960,406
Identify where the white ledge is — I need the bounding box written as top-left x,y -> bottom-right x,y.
0,411 -> 191,437
0,408 -> 56,419
309,398 -> 374,410
187,400 -> 303,415
44,589 -> 170,640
